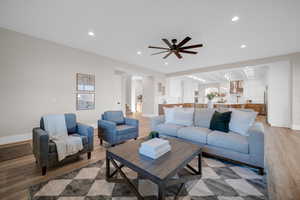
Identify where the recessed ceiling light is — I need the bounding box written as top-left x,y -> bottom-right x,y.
137,51 -> 142,55
232,16 -> 239,22
164,62 -> 168,65
88,31 -> 95,36
240,44 -> 247,48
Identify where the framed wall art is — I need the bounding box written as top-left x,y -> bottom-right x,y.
76,73 -> 95,110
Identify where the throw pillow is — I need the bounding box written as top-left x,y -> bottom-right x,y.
104,111 -> 125,125
229,109 -> 258,136
172,108 -> 194,126
194,108 -> 215,128
164,107 -> 194,126
209,111 -> 232,133
164,107 -> 176,124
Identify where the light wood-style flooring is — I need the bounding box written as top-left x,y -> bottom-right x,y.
0,114 -> 300,200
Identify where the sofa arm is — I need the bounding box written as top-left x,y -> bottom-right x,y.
77,123 -> 94,151
32,127 -> 49,167
150,115 -> 165,131
248,122 -> 265,168
98,120 -> 116,130
125,117 -> 139,127
98,120 -> 117,143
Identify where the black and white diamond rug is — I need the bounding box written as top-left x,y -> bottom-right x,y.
29,157 -> 268,200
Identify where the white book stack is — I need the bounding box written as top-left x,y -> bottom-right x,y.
139,138 -> 171,159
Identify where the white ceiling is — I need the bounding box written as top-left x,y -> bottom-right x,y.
0,0 -> 300,73
185,65 -> 268,84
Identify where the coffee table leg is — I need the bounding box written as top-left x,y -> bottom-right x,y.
106,156 -> 110,179
158,184 -> 165,200
198,153 -> 202,175
110,159 -> 144,200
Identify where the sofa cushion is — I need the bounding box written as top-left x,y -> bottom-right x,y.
177,127 -> 211,144
103,111 -> 125,125
172,108 -> 194,126
164,107 -> 193,126
116,125 -> 137,135
207,130 -> 249,154
155,123 -> 183,137
164,107 -> 176,124
49,134 -> 88,153
194,108 -> 215,128
229,109 -> 258,136
209,111 -> 232,133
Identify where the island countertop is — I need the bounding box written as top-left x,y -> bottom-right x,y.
158,103 -> 266,115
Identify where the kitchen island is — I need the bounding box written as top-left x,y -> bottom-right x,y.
158,103 -> 266,115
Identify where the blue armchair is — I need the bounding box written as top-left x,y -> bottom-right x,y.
98,111 -> 139,146
32,113 -> 94,175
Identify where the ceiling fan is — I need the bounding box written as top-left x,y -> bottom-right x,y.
148,36 -> 203,59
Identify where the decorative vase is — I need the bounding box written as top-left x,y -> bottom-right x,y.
207,100 -> 214,109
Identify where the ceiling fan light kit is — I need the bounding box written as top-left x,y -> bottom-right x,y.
149,36 -> 203,59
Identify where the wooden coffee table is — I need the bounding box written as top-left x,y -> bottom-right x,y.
106,137 -> 202,200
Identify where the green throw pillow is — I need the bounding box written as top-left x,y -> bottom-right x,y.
209,111 -> 232,133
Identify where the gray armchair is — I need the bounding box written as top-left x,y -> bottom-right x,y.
32,113 -> 94,175
98,111 -> 139,146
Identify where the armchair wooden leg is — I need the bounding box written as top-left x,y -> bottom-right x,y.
42,166 -> 47,176
87,152 -> 91,159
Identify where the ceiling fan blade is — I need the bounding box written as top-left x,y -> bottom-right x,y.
163,51 -> 172,59
162,39 -> 173,49
148,46 -> 169,50
174,51 -> 183,59
180,44 -> 203,50
177,36 -> 191,48
151,50 -> 170,55
179,50 -> 198,54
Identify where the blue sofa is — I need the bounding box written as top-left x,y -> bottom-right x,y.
32,113 -> 94,175
98,111 -> 139,146
151,109 -> 265,174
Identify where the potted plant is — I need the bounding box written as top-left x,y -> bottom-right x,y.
206,92 -> 216,109
148,131 -> 159,139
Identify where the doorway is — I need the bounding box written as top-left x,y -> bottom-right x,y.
113,71 -> 127,113
131,76 -> 144,114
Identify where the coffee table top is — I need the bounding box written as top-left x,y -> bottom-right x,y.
106,137 -> 201,182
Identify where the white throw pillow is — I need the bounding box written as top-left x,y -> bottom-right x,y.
229,109 -> 258,136
164,107 -> 194,126
194,108 -> 216,128
172,109 -> 194,126
164,107 -> 176,124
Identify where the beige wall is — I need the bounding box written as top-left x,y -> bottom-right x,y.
267,61 -> 291,128
0,28 -> 163,143
291,56 -> 300,129
142,76 -> 155,116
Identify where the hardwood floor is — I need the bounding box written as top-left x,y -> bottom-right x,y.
0,114 -> 300,200
264,125 -> 300,200
0,113 -> 150,200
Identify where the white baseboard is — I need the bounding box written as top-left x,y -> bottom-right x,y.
292,124 -> 300,130
270,123 -> 291,128
142,113 -> 158,118
0,133 -> 32,145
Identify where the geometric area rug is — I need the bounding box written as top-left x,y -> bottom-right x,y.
29,157 -> 268,200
